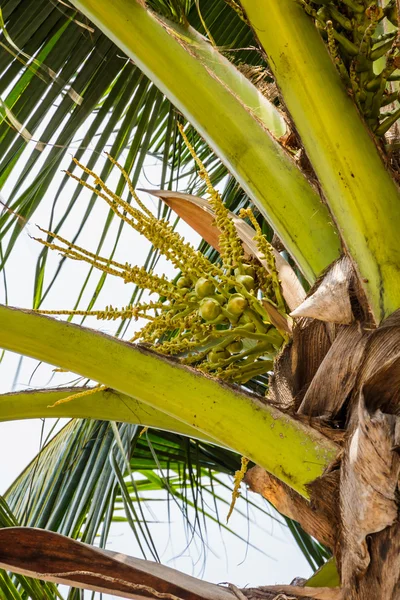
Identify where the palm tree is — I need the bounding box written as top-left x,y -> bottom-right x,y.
1,0 -> 400,598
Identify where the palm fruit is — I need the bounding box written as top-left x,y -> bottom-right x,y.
235,274 -> 255,292
227,293 -> 248,316
234,264 -> 256,279
208,347 -> 230,363
199,297 -> 221,321
177,275 -> 191,289
195,277 -> 215,298
227,340 -> 243,354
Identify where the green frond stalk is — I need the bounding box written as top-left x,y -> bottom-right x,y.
242,0 -> 400,322
69,0 -> 341,282
0,305 -> 338,498
0,387 -> 222,446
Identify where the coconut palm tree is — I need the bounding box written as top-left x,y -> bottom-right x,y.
1,0 -> 400,598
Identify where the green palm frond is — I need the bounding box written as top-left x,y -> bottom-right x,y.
3,419 -> 258,548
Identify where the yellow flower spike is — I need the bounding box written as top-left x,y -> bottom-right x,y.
130,308 -> 184,345
34,304 -> 161,322
148,218 -> 223,280
177,124 -> 245,271
48,384 -> 107,408
239,208 -> 285,310
71,157 -> 147,222
33,237 -> 122,278
69,160 -> 219,280
66,168 -> 145,224
67,158 -> 226,282
226,456 -> 249,523
35,154 -> 286,384
155,337 -> 194,355
105,153 -> 153,218
35,229 -> 183,301
36,227 -> 137,272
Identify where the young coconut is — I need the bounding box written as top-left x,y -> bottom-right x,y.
227,340 -> 243,354
195,277 -> 215,298
199,297 -> 222,322
235,274 -> 255,292
177,275 -> 192,289
227,293 -> 248,317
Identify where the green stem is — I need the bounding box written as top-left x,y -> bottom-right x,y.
341,0 -> 364,13
242,0 -> 400,322
0,387 -> 221,445
370,38 -> 396,60
376,106 -> 400,134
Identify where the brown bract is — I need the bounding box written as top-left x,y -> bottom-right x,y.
0,528 -> 341,600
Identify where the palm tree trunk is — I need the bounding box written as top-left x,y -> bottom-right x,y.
260,255 -> 400,598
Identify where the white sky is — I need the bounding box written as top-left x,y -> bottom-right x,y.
0,74 -> 312,597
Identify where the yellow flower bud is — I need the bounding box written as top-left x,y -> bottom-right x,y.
234,264 -> 255,278
238,319 -> 256,333
177,287 -> 190,296
208,348 -> 230,363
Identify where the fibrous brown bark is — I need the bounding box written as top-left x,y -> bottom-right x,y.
245,466 -> 336,549
340,399 -> 400,598
240,584 -> 341,600
262,257 -> 400,599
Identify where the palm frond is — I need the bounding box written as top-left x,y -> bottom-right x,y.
4,418 -> 328,581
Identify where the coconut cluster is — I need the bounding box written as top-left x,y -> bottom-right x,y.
34,130 -> 288,386
160,264 -> 284,383
302,0 -> 400,136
